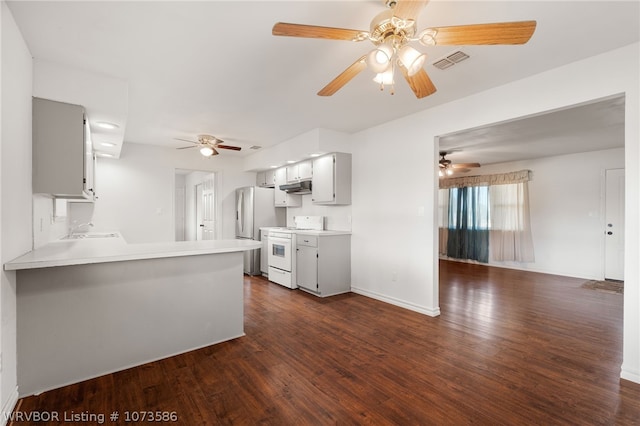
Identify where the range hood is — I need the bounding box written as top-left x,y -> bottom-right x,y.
279,180 -> 312,194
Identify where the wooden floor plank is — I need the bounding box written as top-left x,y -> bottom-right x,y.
12,260 -> 640,424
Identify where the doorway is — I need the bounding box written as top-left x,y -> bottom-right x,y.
175,169 -> 217,241
436,95 -> 625,280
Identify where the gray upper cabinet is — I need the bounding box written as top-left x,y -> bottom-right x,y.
256,169 -> 275,188
33,97 -> 95,200
286,160 -> 312,182
312,153 -> 351,205
274,167 -> 301,207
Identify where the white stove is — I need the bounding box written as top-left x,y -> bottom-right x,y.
267,216 -> 323,288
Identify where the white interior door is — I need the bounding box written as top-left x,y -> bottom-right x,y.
195,184 -> 204,241
201,176 -> 215,240
604,168 -> 624,281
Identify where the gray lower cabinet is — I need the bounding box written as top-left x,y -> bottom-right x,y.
295,233 -> 350,297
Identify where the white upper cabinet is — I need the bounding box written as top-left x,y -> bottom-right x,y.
274,167 -> 301,207
286,160 -> 312,183
312,153 -> 351,205
33,97 -> 95,200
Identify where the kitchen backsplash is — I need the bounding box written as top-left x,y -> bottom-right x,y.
285,195 -> 352,231
32,196 -> 98,249
32,195 -> 67,248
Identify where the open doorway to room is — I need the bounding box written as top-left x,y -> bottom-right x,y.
175,169 -> 217,241
437,94 -> 626,283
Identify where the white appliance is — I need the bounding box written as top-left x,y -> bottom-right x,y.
235,186 -> 284,275
268,231 -> 295,288
267,216 -> 324,289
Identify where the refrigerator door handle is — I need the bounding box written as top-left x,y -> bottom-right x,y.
237,191 -> 243,233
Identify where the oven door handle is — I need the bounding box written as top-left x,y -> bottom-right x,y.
269,237 -> 291,244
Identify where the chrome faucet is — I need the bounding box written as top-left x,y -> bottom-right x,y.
68,222 -> 94,236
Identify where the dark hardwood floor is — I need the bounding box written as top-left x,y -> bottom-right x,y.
13,260 -> 640,425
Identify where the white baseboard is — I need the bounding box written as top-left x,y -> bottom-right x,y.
621,365 -> 640,385
351,287 -> 440,317
1,386 -> 19,426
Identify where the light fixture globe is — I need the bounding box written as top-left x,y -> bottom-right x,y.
366,43 -> 394,73
398,45 -> 426,76
373,65 -> 394,85
200,146 -> 215,157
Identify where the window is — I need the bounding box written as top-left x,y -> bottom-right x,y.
439,171 -> 534,263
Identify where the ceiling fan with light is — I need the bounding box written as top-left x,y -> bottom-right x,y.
272,0 -> 536,98
439,151 -> 480,176
175,134 -> 241,157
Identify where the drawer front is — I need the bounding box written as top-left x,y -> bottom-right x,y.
296,234 -> 318,247
268,266 -> 292,287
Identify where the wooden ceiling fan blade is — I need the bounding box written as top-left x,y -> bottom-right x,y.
174,138 -> 198,144
318,56 -> 367,96
423,21 -> 537,45
216,144 -> 242,151
393,0 -> 429,22
452,163 -> 481,168
399,65 -> 437,98
272,22 -> 367,41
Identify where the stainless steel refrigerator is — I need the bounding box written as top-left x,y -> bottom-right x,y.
236,186 -> 284,275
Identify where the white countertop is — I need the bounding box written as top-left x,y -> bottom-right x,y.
292,230 -> 351,236
4,238 -> 261,271
261,227 -> 351,236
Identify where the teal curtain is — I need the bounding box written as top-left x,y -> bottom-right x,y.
446,186 -> 489,263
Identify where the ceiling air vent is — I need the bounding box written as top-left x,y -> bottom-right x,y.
432,50 -> 470,70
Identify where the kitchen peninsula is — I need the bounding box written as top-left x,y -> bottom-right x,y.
5,237 -> 260,396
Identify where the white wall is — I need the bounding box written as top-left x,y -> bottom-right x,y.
86,143 -> 254,244
350,43 -> 639,382
244,128 -> 350,172
442,148 -> 624,280
0,0 -> 32,416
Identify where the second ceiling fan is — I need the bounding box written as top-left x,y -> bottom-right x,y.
175,134 -> 241,157
272,0 -> 536,98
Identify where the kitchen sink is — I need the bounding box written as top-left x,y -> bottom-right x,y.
63,232 -> 119,240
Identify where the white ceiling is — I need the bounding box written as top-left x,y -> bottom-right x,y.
439,94 -> 626,166
7,1 -> 640,160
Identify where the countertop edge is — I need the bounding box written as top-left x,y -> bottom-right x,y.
5,240 -> 261,271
